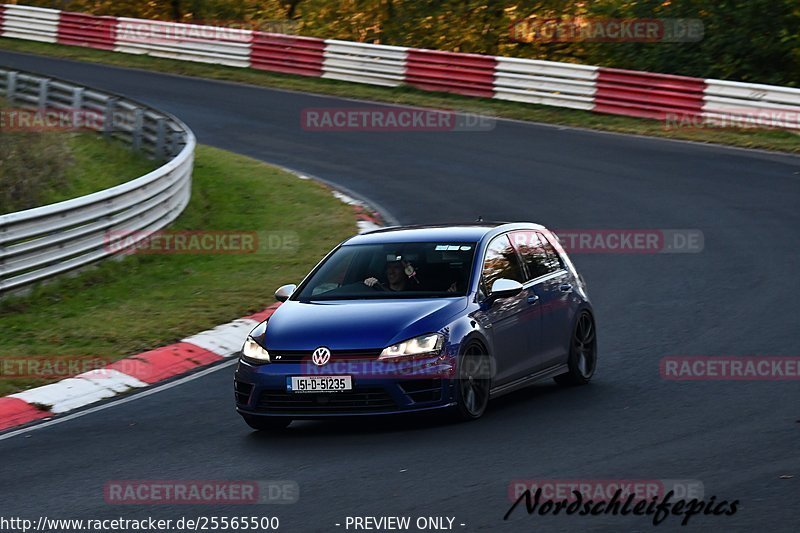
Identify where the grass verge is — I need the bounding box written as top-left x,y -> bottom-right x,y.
57,134 -> 159,204
0,145 -> 356,395
0,127 -> 156,215
1,38 -> 798,153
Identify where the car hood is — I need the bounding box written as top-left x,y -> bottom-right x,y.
263,298 -> 468,351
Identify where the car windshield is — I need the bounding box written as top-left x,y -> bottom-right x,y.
295,241 -> 478,300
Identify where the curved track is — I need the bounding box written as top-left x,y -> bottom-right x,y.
1,51 -> 799,532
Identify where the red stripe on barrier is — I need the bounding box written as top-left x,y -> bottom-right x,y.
107,342 -> 222,384
250,33 -> 325,76
356,212 -> 379,225
0,5 -> 5,34
595,67 -> 706,120
406,49 -> 496,98
0,398 -> 50,431
57,11 -> 117,51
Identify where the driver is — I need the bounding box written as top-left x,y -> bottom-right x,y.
364,259 -> 410,292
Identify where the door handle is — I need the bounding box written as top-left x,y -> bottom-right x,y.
559,283 -> 573,292
527,294 -> 539,305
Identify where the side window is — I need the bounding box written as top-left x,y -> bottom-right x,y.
482,234 -> 524,293
538,232 -> 564,273
510,231 -> 564,281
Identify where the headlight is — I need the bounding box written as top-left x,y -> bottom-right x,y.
379,333 -> 444,360
242,336 -> 270,363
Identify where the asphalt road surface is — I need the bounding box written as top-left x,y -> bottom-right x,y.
1,50 -> 799,532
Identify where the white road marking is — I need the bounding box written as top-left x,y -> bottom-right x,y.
9,374 -> 136,414
0,359 -> 238,442
357,220 -> 382,233
182,318 -> 258,357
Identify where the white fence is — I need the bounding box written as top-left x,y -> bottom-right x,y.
114,18 -> 252,68
322,40 -> 408,87
703,79 -> 800,127
494,57 -> 599,111
0,4 -> 59,43
0,68 -> 196,294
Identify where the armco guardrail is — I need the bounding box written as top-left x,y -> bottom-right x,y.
1,3 -> 58,43
114,17 -> 251,67
59,10 -> 116,50
1,3 -> 799,128
595,68 -> 707,120
702,79 -> 800,125
0,67 -> 195,294
494,57 -> 598,111
322,40 -> 406,87
251,33 -> 324,76
406,49 -> 496,98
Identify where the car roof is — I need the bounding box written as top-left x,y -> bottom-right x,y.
344,222 -> 546,245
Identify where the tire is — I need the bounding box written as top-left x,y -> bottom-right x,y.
554,311 -> 597,386
242,415 -> 292,431
454,342 -> 491,421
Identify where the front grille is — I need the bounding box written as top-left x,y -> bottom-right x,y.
257,388 -> 396,413
399,379 -> 442,403
234,380 -> 254,404
270,349 -> 380,364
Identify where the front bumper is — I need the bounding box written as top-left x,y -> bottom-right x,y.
234,355 -> 457,418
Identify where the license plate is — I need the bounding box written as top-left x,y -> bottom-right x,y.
288,376 -> 352,393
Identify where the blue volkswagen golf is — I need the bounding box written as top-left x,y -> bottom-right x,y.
234,223 -> 596,430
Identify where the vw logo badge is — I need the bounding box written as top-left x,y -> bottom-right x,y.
312,346 -> 331,366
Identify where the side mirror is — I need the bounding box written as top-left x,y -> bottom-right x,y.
489,278 -> 523,301
274,284 -> 297,302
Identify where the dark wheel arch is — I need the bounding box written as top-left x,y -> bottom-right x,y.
554,309 -> 597,386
